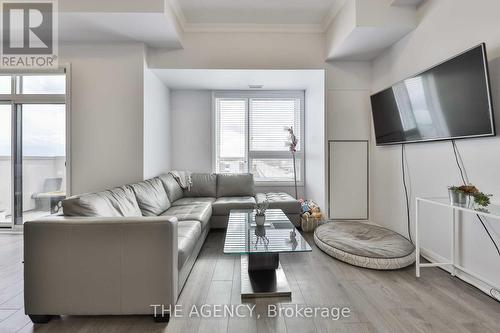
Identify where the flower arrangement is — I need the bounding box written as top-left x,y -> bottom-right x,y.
285,126 -> 298,153
254,200 -> 269,216
285,126 -> 298,199
448,184 -> 491,207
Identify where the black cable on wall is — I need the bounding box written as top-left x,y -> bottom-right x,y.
401,144 -> 413,244
451,140 -> 500,257
452,140 -> 467,184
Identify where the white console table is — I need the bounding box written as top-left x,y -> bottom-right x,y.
415,197 -> 500,278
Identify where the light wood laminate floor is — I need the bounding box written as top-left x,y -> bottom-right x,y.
0,230 -> 499,333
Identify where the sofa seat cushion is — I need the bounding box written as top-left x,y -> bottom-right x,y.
256,192 -> 301,214
129,177 -> 171,216
63,186 -> 142,217
162,203 -> 212,230
216,174 -> 255,197
172,197 -> 216,206
184,173 -> 217,198
177,221 -> 202,270
158,173 -> 184,202
212,196 -> 256,216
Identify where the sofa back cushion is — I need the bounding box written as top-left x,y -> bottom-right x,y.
184,173 -> 217,198
63,186 -> 142,217
129,177 -> 171,216
216,173 -> 255,197
158,173 -> 184,202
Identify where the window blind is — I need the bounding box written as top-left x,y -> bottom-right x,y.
216,98 -> 247,173
249,98 -> 301,151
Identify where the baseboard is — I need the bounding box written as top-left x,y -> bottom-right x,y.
420,247 -> 500,302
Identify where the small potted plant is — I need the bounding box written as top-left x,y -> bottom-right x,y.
448,184 -> 491,208
254,200 -> 269,226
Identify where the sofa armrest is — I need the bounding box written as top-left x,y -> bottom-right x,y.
24,216 -> 178,316
256,192 -> 301,214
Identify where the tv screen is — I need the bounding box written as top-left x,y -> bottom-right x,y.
370,44 -> 495,145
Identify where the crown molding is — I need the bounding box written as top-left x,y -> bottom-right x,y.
167,0 -> 344,34
390,0 -> 424,7
182,23 -> 324,34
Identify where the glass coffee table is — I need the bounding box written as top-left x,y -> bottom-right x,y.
224,209 -> 312,298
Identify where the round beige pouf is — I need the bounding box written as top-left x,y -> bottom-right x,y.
314,221 -> 415,270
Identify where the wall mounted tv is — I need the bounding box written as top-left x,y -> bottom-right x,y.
370,43 -> 495,145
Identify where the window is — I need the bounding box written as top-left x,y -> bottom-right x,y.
0,72 -> 68,227
0,76 -> 11,94
214,91 -> 304,183
22,75 -> 66,94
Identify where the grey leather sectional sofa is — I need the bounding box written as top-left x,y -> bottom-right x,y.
24,172 -> 300,323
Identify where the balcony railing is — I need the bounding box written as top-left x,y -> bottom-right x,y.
0,156 -> 66,225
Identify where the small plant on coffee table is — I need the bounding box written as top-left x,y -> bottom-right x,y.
255,200 -> 269,216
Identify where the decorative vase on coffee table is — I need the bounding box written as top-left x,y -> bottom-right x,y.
255,214 -> 266,226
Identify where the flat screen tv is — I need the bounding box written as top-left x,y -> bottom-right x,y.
370,43 -> 495,145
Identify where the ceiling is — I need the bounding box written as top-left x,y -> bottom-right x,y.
59,13 -> 181,48
56,0 -> 419,61
170,0 -> 347,32
176,0 -> 342,24
56,0 -> 347,46
58,0 -> 182,48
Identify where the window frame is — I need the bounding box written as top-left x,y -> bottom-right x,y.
0,66 -> 71,229
212,90 -> 305,186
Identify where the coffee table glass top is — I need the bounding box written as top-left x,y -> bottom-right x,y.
224,209 -> 312,254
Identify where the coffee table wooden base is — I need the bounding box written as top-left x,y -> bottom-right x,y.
240,254 -> 291,299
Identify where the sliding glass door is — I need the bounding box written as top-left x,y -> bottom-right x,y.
0,104 -> 12,226
0,73 -> 67,227
19,104 -> 66,224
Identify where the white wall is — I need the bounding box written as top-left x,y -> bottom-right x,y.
147,32 -> 325,69
143,64 -> 171,178
60,43 -> 145,194
325,61 -> 372,219
170,90 -> 213,172
305,76 -> 327,210
371,0 -> 500,292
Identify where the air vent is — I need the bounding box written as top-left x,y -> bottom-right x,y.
248,85 -> 264,89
